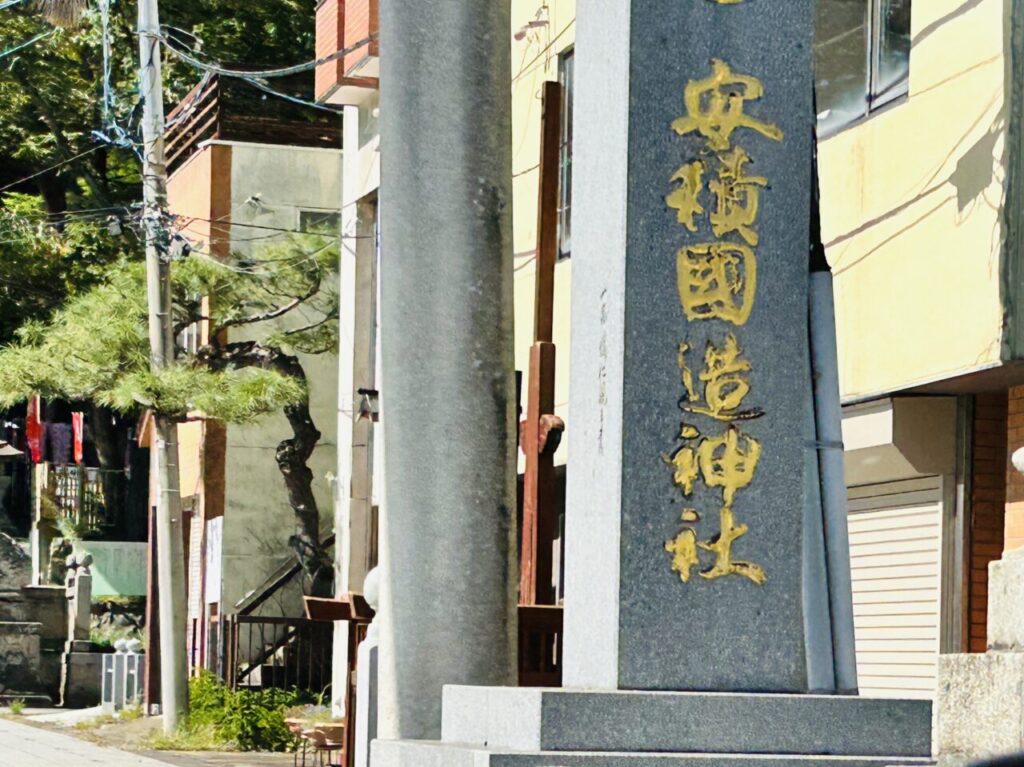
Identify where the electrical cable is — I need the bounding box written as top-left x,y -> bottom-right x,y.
0,145 -> 104,195
238,75 -> 344,114
0,0 -> 29,10
512,17 -> 575,83
158,29 -> 378,79
0,29 -> 56,61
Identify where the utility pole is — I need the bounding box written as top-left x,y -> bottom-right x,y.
138,0 -> 189,732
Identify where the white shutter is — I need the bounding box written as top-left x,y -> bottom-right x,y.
847,476 -> 943,700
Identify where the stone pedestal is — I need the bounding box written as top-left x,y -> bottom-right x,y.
354,628 -> 380,767
60,651 -> 103,708
936,549 -> 1024,761
59,554 -> 100,707
0,621 -> 43,693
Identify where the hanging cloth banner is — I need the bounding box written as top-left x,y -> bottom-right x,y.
26,396 -> 42,464
72,412 -> 84,465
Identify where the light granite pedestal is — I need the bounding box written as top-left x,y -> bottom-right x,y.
372,689 -> 933,766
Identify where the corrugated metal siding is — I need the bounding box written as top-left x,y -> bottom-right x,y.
848,477 -> 943,699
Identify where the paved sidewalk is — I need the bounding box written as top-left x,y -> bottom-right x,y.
0,716 -> 171,766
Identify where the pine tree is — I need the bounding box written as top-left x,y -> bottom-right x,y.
0,234 -> 339,594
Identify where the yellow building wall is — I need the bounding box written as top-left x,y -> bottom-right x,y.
511,0 -> 577,466
819,0 -> 1008,400
512,1 -> 1005,425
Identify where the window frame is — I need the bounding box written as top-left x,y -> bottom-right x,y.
557,46 -> 574,261
297,208 -> 342,235
817,0 -> 910,140
867,0 -> 911,113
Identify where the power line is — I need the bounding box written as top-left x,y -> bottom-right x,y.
0,29 -> 56,61
0,145 -> 105,195
158,29 -> 378,79
512,17 -> 575,83
239,75 -> 343,114
158,33 -> 346,113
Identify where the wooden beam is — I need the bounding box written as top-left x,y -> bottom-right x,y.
520,81 -> 563,607
533,81 -> 562,345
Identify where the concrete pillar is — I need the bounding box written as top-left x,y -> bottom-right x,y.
334,96 -> 381,717
377,0 -> 518,741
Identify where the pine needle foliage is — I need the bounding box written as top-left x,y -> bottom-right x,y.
0,234 -> 339,424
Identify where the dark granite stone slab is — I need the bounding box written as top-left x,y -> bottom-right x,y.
579,0 -> 819,692
372,740 -> 935,767
440,687 -> 932,758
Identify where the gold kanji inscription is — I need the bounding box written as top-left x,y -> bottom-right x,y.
666,527 -> 699,583
678,333 -> 764,421
666,443 -> 700,496
666,426 -> 761,507
697,426 -> 761,506
666,161 -> 706,232
677,242 -> 757,325
671,60 -> 783,151
710,148 -> 767,246
699,506 -> 767,584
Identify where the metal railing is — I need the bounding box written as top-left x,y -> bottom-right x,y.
219,614 -> 333,694
46,463 -> 123,532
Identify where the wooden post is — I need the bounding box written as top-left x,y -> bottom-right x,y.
520,81 -> 562,607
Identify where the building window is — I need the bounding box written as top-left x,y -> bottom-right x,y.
299,209 -> 342,235
815,0 -> 911,137
558,48 -> 574,260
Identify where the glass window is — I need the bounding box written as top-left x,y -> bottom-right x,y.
873,0 -> 912,109
815,0 -> 869,136
299,209 -> 342,234
815,0 -> 911,137
558,48 -> 574,259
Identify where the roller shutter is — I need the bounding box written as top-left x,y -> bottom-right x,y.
847,476 -> 943,699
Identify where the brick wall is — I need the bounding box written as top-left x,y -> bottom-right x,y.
344,0 -> 379,74
1006,386 -> 1024,551
315,0 -> 344,101
968,392 -> 1007,652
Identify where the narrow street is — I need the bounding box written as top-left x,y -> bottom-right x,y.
0,717 -> 294,767
0,717 -> 170,766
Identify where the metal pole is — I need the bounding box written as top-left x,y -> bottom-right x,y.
810,270 -> 859,694
138,0 -> 189,730
377,0 -> 517,741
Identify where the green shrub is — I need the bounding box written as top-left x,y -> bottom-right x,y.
159,673 -> 314,752
7,699 -> 25,716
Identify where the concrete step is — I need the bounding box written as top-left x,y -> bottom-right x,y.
441,687 -> 933,757
373,740 -> 937,767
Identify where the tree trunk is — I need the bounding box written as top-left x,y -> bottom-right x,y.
275,355 -> 332,597
89,404 -> 130,534
201,341 -> 332,596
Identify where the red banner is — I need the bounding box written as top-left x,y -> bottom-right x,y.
25,396 -> 42,464
72,412 -> 84,464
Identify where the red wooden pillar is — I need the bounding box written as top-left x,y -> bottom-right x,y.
520,82 -> 562,607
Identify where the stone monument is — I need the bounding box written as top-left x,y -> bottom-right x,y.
354,568 -> 381,767
60,552 -> 103,707
935,450 -> 1024,761
374,1 -> 933,764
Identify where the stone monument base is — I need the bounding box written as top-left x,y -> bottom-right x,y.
60,650 -> 103,708
935,549 -> 1024,761
373,687 -> 933,767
